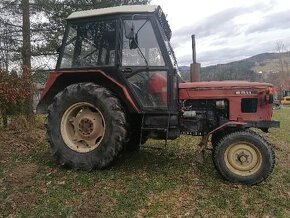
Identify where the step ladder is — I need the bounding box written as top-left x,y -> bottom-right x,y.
139,113 -> 171,149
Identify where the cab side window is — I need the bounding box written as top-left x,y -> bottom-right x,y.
122,19 -> 165,67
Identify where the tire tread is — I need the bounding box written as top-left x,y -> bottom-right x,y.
47,82 -> 127,170
213,129 -> 275,185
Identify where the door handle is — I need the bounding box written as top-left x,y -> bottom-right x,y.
121,68 -> 133,73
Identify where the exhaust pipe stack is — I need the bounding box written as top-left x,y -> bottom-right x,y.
190,35 -> 200,82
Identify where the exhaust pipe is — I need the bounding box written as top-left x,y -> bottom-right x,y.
190,35 -> 200,82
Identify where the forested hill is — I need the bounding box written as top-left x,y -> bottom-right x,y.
179,52 -> 290,83
201,59 -> 258,81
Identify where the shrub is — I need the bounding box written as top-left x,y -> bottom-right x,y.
0,65 -> 33,127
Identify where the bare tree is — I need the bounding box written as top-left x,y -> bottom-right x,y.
275,40 -> 286,73
275,41 -> 290,94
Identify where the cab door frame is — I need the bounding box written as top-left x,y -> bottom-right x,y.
118,13 -> 178,114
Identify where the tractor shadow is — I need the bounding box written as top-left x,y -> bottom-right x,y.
112,142 -> 222,184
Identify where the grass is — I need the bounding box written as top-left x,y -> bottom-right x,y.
1,108 -> 290,217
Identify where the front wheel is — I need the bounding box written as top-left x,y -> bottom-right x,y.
213,130 -> 275,185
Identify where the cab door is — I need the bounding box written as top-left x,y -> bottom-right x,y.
120,16 -> 172,111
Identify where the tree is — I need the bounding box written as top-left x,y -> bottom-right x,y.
22,0 -> 31,69
22,0 -> 34,116
275,41 -> 290,94
275,41 -> 286,74
0,1 -> 22,71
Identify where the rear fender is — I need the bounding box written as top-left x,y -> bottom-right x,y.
37,70 -> 140,114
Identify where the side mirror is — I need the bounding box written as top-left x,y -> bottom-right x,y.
129,35 -> 138,49
124,21 -> 135,40
127,27 -> 135,40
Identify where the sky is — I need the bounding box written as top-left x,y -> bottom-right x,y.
151,0 -> 290,66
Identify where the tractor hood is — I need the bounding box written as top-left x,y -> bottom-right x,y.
179,81 -> 273,89
179,81 -> 274,100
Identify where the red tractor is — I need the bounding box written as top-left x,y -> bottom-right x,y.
37,5 -> 279,185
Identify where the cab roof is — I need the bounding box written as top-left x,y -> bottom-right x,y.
67,5 -> 158,20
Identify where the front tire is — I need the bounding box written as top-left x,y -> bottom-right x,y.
213,130 -> 275,185
211,128 -> 237,147
47,83 -> 127,170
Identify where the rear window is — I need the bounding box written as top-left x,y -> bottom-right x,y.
241,98 -> 257,113
60,19 -> 116,69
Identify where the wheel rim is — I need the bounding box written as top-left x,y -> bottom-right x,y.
224,142 -> 262,176
61,102 -> 105,153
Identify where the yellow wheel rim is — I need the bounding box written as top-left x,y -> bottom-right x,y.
61,102 -> 105,153
224,142 -> 262,176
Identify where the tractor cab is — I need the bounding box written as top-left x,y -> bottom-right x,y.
55,5 -> 179,113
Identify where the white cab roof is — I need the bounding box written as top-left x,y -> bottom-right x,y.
67,5 -> 158,20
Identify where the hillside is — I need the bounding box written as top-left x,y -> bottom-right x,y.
179,52 -> 290,88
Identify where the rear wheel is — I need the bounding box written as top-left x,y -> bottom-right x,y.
213,130 -> 275,185
47,82 -> 127,170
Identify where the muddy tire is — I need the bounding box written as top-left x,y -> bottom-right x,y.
47,82 -> 127,170
213,130 -> 275,185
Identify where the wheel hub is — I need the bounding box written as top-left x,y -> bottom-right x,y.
61,102 -> 106,153
236,152 -> 250,165
224,142 -> 262,176
78,118 -> 94,136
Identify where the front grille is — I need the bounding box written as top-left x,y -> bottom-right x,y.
241,98 -> 257,113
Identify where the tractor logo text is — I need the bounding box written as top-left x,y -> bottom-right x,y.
235,90 -> 257,95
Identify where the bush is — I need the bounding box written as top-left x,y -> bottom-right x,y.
0,65 -> 33,127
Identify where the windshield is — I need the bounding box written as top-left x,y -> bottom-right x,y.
153,7 -> 184,80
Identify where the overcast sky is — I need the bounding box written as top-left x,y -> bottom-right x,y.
151,0 -> 290,66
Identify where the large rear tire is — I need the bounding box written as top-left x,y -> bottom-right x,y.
47,83 -> 127,170
213,130 -> 275,185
